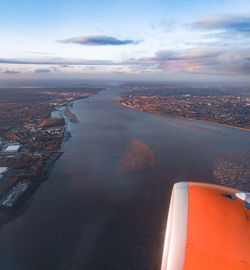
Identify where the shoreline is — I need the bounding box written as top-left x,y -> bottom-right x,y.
64,106 -> 79,123
0,97 -> 86,226
0,152 -> 62,227
119,102 -> 250,132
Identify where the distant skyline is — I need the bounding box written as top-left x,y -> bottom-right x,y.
0,0 -> 250,82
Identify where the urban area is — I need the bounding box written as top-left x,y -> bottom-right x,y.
0,87 -> 102,218
119,84 -> 250,130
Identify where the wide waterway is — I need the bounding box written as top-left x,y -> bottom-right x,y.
0,86 -> 249,270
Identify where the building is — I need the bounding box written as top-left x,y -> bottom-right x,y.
0,167 -> 8,180
0,167 -> 8,174
4,144 -> 21,153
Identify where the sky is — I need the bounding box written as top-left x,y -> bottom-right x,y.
0,0 -> 250,83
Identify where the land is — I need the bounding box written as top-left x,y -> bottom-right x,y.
119,84 -> 250,130
0,87 -> 103,213
64,107 -> 79,123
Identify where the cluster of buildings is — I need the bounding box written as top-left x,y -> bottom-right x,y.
1,180 -> 30,207
0,143 -> 21,180
4,144 -> 21,153
119,91 -> 250,130
0,119 -> 65,207
0,87 -> 101,211
0,167 -> 8,180
0,142 -> 27,207
0,114 -> 66,208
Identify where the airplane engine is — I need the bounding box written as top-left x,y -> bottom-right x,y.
161,182 -> 250,270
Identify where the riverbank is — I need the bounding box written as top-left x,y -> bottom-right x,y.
0,99 -> 82,225
0,88 -> 103,225
64,106 -> 79,123
119,102 -> 250,132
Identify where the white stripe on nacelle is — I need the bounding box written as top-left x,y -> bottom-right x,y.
161,182 -> 189,270
235,192 -> 250,203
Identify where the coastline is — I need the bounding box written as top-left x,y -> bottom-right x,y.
0,97 -> 86,226
0,151 -> 62,227
119,102 -> 250,132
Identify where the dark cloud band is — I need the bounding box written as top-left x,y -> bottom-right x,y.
3,70 -> 20,74
34,68 -> 51,73
58,36 -> 139,46
1,47 -> 249,76
189,16 -> 250,34
0,58 -> 117,65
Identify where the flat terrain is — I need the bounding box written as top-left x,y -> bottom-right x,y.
0,87 -> 102,214
119,84 -> 250,130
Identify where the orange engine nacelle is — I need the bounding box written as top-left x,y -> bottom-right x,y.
161,182 -> 250,270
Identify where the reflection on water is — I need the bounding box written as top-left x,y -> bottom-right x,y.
0,86 -> 249,270
213,150 -> 250,190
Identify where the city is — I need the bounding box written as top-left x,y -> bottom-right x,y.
119,84 -> 250,130
0,87 -> 102,219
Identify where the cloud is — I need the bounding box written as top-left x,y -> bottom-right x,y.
3,70 -> 20,74
189,16 -> 250,34
139,49 -> 250,75
140,50 -> 221,62
151,20 -> 177,31
0,57 -> 117,65
58,35 -> 139,46
0,48 -> 249,77
34,68 -> 51,73
60,64 -> 69,68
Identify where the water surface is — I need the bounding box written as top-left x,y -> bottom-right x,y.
0,86 -> 249,270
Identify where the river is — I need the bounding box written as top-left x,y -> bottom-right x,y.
0,86 -> 249,270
